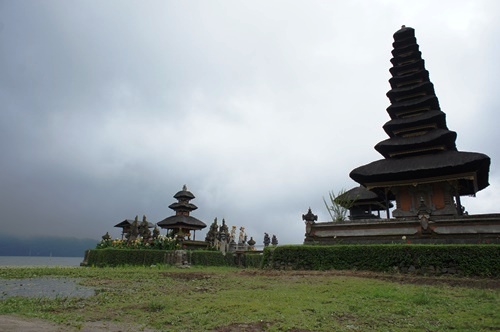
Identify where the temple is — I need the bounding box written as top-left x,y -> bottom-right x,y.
304,26 -> 499,244
349,26 -> 490,218
157,185 -> 207,240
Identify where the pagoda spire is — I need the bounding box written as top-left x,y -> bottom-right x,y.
376,25 -> 456,159
350,26 -> 490,218
169,185 -> 197,216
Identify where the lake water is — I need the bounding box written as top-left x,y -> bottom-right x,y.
0,256 -> 84,267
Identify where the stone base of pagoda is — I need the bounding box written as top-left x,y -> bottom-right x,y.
304,214 -> 500,245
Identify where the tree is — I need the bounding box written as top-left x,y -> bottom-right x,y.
323,189 -> 357,222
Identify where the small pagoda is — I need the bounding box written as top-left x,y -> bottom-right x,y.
350,26 -> 490,218
336,186 -> 393,220
157,185 -> 207,240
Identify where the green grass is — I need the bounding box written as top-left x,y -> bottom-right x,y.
0,266 -> 498,331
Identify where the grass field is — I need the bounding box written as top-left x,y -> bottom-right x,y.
0,265 -> 498,331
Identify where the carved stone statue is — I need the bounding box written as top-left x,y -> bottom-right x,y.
140,215 -> 151,241
263,233 -> 270,247
271,235 -> 278,246
238,226 -> 246,244
129,216 -> 139,242
152,226 -> 160,239
205,218 -> 218,246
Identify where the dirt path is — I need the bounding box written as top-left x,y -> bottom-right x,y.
0,315 -> 157,332
0,315 -> 64,332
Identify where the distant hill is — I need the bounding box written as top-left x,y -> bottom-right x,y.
0,235 -> 98,257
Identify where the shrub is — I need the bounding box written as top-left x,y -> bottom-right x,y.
86,248 -> 168,267
190,251 -> 232,266
96,235 -> 180,251
263,244 -> 500,277
85,249 -> 264,268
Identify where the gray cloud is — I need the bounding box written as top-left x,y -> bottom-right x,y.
1,0 -> 499,244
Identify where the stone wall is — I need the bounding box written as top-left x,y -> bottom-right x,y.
305,213 -> 500,245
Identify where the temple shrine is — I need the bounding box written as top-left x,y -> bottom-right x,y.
157,185 -> 207,240
304,26 -> 499,244
336,186 -> 392,220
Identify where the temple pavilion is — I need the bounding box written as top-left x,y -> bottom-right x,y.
157,185 -> 207,240
350,26 -> 490,218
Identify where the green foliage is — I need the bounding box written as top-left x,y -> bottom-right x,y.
96,235 -> 180,250
189,251 -> 263,268
263,244 -> 500,277
86,249 -> 263,268
323,188 -> 356,221
87,248 -> 168,267
190,251 -> 233,266
262,246 -> 274,268
245,253 -> 264,268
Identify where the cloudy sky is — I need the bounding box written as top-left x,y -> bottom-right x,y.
1,0 -> 499,245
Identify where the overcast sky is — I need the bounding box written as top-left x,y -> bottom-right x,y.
1,0 -> 499,245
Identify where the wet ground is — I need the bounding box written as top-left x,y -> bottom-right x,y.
0,277 -> 95,300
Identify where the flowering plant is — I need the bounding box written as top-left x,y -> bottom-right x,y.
96,234 -> 180,250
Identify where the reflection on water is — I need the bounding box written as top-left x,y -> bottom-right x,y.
0,256 -> 84,267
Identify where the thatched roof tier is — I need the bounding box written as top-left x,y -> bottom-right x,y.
386,81 -> 436,102
157,215 -> 207,230
114,219 -> 154,228
336,186 -> 393,211
174,186 -> 195,200
388,69 -> 428,88
391,25 -> 417,47
374,128 -> 457,158
386,95 -> 440,119
168,202 -> 198,212
340,186 -> 382,202
382,110 -> 447,137
350,150 -> 490,195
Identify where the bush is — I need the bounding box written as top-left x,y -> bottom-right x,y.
263,244 -> 500,277
86,248 -> 168,267
245,253 -> 264,268
190,251 -> 232,266
96,236 -> 179,250
85,249 -> 264,268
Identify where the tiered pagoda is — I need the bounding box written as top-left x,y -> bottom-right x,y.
350,26 -> 490,218
304,26 -> 498,245
157,185 -> 207,240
